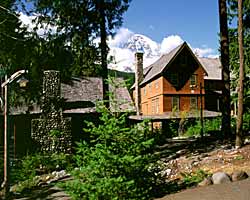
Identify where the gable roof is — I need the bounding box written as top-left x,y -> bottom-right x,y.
139,42 -> 207,86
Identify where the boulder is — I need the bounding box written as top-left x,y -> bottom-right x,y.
198,177 -> 213,187
212,172 -> 231,184
231,171 -> 248,182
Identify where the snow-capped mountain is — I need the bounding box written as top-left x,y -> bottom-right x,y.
108,33 -> 161,72
122,34 -> 161,59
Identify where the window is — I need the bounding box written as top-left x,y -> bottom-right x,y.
190,96 -> 197,110
172,96 -> 180,111
152,98 -> 160,114
152,99 -> 155,114
169,73 -> 178,87
190,74 -> 197,87
155,98 -> 159,114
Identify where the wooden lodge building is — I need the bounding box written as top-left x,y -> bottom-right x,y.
130,42 -> 222,121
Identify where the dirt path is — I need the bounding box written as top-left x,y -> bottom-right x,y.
11,185 -> 71,200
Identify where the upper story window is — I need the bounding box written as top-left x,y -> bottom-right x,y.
190,74 -> 197,87
169,73 -> 178,87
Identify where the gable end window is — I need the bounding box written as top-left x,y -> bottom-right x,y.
190,74 -> 197,87
169,73 -> 178,87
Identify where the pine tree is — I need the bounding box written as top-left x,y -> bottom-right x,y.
218,0 -> 231,138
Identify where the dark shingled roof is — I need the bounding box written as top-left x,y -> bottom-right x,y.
140,43 -> 183,85
61,77 -> 103,103
61,77 -> 135,113
9,77 -> 135,115
131,42 -> 207,89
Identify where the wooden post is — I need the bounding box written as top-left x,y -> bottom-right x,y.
200,83 -> 204,138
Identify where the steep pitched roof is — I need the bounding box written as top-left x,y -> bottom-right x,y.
198,57 -> 222,80
140,42 -> 207,86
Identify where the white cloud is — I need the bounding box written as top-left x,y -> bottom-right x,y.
108,47 -> 134,71
160,35 -> 184,54
193,48 -> 213,57
19,12 -> 36,31
108,28 -> 134,48
18,12 -> 57,36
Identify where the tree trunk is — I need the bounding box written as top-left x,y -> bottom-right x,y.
236,0 -> 244,148
99,0 -> 109,108
218,0 -> 231,138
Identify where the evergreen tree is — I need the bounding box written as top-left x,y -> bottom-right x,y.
218,0 -> 231,138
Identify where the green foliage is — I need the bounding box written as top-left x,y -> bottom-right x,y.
12,153 -> 73,183
204,117 -> 221,133
184,117 -> 221,137
180,169 -> 210,187
49,129 -> 63,138
231,109 -> 250,133
242,109 -> 250,132
60,104 -> 160,199
228,0 -> 250,110
108,69 -> 135,89
185,120 -> 202,137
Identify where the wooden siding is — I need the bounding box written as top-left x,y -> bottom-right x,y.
163,67 -> 205,95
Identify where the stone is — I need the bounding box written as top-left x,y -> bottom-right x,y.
212,172 -> 231,184
198,177 -> 213,187
231,171 -> 248,182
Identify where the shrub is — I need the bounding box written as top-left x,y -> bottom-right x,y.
60,104 -> 160,200
180,169 -> 210,187
12,153 -> 73,183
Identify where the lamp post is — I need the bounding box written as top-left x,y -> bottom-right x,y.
1,70 -> 28,198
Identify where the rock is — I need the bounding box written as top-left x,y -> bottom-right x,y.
198,177 -> 213,187
212,172 -> 231,184
165,168 -> 172,176
176,149 -> 187,155
231,171 -> 248,182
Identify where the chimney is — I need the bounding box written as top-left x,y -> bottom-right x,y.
135,48 -> 144,115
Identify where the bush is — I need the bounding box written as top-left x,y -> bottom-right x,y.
180,169 -> 210,187
60,104 -> 160,200
12,153 -> 73,183
184,117 -> 222,137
